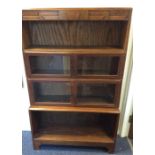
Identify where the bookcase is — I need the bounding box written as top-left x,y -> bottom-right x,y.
22,8 -> 132,153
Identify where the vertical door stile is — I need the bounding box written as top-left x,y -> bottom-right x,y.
70,55 -> 78,105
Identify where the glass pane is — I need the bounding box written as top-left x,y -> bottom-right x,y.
77,56 -> 119,75
77,83 -> 115,105
29,56 -> 70,75
33,82 -> 71,102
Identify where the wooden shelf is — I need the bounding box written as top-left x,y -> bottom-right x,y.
34,126 -> 114,144
24,48 -> 125,55
28,77 -> 121,83
29,105 -> 120,114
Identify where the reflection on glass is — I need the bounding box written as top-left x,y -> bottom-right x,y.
33,82 -> 71,102
77,83 -> 115,104
77,56 -> 119,75
29,56 -> 70,75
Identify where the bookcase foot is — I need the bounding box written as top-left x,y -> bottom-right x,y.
107,144 -> 115,154
33,141 -> 40,150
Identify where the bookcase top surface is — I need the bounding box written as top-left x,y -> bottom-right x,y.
22,8 -> 132,21
23,7 -> 132,10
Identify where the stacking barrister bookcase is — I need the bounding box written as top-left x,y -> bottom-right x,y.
22,8 -> 132,153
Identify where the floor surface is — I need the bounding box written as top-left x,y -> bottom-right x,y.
22,131 -> 132,155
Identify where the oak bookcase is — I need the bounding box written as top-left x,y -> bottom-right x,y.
22,8 -> 132,153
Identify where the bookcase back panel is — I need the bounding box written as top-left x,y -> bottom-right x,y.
27,21 -> 127,48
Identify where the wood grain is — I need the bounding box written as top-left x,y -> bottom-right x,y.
30,110 -> 119,152
22,8 -> 132,21
25,21 -> 127,48
24,48 -> 125,55
28,77 -> 121,83
29,105 -> 120,114
34,126 -> 114,143
22,8 -> 132,153
27,78 -> 121,107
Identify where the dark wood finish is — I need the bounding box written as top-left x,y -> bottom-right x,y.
24,50 -> 125,79
22,22 -> 31,49
70,81 -> 77,104
28,77 -> 121,83
128,114 -> 133,145
29,105 -> 120,114
22,8 -> 131,21
23,8 -> 132,153
29,109 -> 120,152
23,21 -> 127,48
24,48 -> 125,54
27,78 -> 121,107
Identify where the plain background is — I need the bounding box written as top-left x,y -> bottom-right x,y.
0,0 -> 155,155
